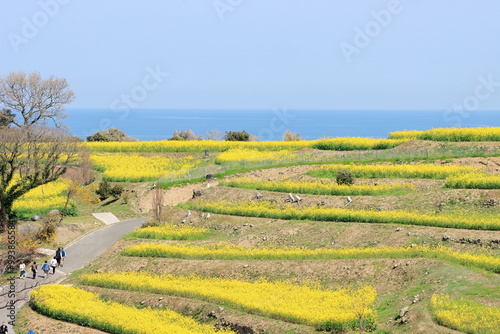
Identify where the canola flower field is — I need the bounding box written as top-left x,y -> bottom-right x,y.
389,127 -> 500,141
308,163 -> 479,179
90,153 -> 198,182
121,243 -> 500,273
214,149 -> 295,164
445,173 -> 500,189
12,179 -> 77,218
222,177 -> 415,195
187,200 -> 500,230
30,285 -> 234,334
430,294 -> 500,334
85,137 -> 407,153
80,272 -> 378,332
126,224 -> 211,240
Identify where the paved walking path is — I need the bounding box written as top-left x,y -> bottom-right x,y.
1,217 -> 146,334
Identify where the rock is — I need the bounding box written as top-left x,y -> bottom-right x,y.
48,209 -> 60,215
30,215 -> 41,221
442,235 -> 451,242
243,264 -> 249,268
396,306 -> 409,320
483,198 -> 497,207
395,227 -> 401,232
412,295 -> 419,304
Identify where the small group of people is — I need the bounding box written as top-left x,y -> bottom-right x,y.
19,247 -> 67,279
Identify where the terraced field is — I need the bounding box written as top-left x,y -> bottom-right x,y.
16,133 -> 500,334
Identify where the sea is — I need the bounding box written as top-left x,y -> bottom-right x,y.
65,109 -> 500,141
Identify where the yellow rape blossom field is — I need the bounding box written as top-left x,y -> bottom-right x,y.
17,128 -> 500,334
445,172 -> 500,189
389,126 -> 500,141
90,153 -> 199,182
12,179 -> 77,218
222,177 -> 415,195
187,200 -> 500,230
214,149 -> 295,164
121,243 -> 500,273
85,137 -> 407,153
126,224 -> 211,240
309,163 -> 479,179
81,272 -> 378,332
430,294 -> 500,334
31,285 -> 234,334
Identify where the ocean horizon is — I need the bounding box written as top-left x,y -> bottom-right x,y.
65,109 -> 500,141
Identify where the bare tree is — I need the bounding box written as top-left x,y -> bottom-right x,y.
152,187 -> 164,223
0,71 -> 75,128
205,129 -> 222,141
282,129 -> 302,141
0,126 -> 81,231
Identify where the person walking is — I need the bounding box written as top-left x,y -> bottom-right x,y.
0,321 -> 8,334
60,248 -> 66,267
55,248 -> 62,266
50,257 -> 58,274
31,261 -> 37,279
19,262 -> 26,279
41,261 -> 50,278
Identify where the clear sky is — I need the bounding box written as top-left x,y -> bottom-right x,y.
1,0 -> 500,111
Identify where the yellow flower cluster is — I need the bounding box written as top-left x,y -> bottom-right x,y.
127,224 -> 211,240
122,243 -> 500,273
389,127 -> 500,141
81,272 -> 377,331
445,173 -> 500,189
310,163 -> 478,179
312,137 -> 407,150
222,177 -> 415,195
85,137 -> 407,153
30,284 -> 233,334
13,179 -> 75,217
18,179 -> 69,197
430,294 -> 500,333
188,201 -> 500,230
90,153 -> 198,182
215,149 -> 295,164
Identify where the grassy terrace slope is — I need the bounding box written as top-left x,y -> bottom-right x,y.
16,134 -> 500,334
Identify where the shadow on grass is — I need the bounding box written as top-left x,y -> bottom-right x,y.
100,198 -> 119,206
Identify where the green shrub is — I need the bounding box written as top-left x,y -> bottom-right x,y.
336,169 -> 355,186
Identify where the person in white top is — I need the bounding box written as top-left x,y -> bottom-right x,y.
19,263 -> 26,279
50,257 -> 58,275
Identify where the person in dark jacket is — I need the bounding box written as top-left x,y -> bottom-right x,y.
55,248 -> 62,266
0,321 -> 9,334
31,262 -> 37,279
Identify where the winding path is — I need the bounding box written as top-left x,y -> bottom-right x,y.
1,217 -> 146,334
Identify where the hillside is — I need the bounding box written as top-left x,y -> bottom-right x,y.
10,133 -> 500,334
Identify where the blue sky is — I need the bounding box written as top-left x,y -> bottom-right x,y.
1,0 -> 500,111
